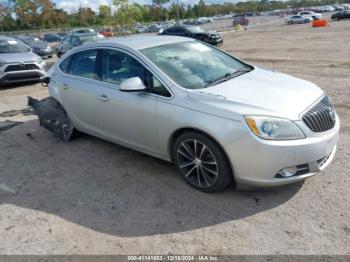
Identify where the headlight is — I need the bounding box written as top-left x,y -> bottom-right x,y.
45,46 -> 52,52
245,116 -> 305,140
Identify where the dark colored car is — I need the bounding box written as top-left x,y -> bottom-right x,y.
20,36 -> 54,58
43,34 -> 61,43
331,11 -> 350,20
233,17 -> 249,26
56,33 -> 103,58
159,26 -> 223,46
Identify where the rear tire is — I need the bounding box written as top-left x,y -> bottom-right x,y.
172,131 -> 233,193
304,19 -> 310,23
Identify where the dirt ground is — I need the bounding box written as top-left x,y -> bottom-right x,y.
0,16 -> 350,255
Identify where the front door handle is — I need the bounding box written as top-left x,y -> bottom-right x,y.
98,94 -> 110,102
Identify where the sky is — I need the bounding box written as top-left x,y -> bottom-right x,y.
53,0 -> 236,13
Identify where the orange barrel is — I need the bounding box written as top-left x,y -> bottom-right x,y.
312,19 -> 328,27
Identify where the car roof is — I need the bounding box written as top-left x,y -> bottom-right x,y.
85,35 -> 194,50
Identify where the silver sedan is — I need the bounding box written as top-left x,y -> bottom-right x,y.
44,36 -> 339,192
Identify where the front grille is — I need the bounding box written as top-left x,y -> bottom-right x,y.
5,64 -> 39,72
302,96 -> 336,133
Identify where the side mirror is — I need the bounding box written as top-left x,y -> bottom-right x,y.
41,76 -> 51,87
119,77 -> 146,92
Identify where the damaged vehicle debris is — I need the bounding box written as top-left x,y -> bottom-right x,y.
27,96 -> 74,141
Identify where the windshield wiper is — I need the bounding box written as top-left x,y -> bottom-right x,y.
205,68 -> 252,88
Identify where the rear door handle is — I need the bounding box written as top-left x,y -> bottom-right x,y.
62,83 -> 69,89
98,94 -> 110,102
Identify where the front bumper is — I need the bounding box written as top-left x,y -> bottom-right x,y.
0,69 -> 45,86
226,116 -> 340,187
208,38 -> 223,46
0,62 -> 46,85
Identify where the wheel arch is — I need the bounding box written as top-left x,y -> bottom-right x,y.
168,127 -> 235,180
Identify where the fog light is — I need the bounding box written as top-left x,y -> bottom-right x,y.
278,166 -> 298,178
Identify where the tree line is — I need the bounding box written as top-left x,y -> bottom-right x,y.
0,0 -> 349,32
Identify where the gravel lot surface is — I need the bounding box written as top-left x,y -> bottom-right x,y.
0,16 -> 349,255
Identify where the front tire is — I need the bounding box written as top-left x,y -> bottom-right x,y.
172,132 -> 233,193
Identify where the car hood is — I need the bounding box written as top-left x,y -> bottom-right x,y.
0,51 -> 40,64
187,67 -> 324,120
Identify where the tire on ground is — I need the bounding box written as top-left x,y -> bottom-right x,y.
172,131 -> 233,193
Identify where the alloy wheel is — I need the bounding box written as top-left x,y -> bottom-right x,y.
177,139 -> 219,188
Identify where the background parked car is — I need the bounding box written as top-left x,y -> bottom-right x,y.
135,25 -> 147,33
99,29 -> 114,37
298,11 -> 322,19
232,16 -> 249,26
286,15 -> 313,24
331,11 -> 350,20
19,36 -> 54,58
159,26 -> 223,46
69,28 -> 95,34
0,35 -> 46,85
183,19 -> 204,25
43,34 -> 61,43
198,17 -> 213,23
56,33 -> 104,58
146,24 -> 162,33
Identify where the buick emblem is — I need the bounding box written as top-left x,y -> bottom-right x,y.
328,106 -> 336,121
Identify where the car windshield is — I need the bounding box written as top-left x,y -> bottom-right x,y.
187,26 -> 206,34
0,39 -> 30,53
141,41 -> 251,89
